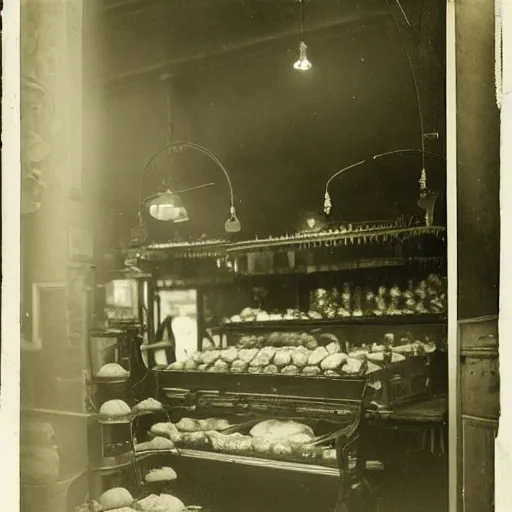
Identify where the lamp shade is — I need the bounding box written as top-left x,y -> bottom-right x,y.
145,190 -> 189,223
224,206 -> 241,233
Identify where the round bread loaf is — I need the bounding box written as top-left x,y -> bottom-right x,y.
97,363 -> 129,379
98,487 -> 133,510
99,400 -> 131,418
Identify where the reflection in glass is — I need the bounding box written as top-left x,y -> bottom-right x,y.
153,289 -> 198,366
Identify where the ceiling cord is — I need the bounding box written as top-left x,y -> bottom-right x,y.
299,0 -> 305,40
384,0 -> 426,172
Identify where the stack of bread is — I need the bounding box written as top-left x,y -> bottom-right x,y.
166,333 -> 381,378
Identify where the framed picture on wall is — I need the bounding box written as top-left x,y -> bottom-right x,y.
31,282 -> 67,350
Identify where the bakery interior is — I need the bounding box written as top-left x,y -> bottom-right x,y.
18,1 -> 500,512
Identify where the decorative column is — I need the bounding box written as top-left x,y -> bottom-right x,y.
21,0 -> 92,410
20,1 -> 102,507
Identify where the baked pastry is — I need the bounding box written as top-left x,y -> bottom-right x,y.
220,347 -> 239,364
202,350 -> 221,366
250,420 -> 314,440
238,348 -> 259,364
230,359 -> 249,373
281,365 -> 299,375
320,353 -> 347,371
135,436 -> 176,452
262,364 -> 279,374
302,365 -> 321,376
249,354 -> 272,368
96,363 -> 129,379
144,467 -> 178,483
183,360 -> 197,371
273,350 -> 292,368
308,347 -> 329,366
137,494 -> 184,512
133,398 -> 163,412
291,349 -> 310,368
176,418 -> 200,433
210,359 -> 230,372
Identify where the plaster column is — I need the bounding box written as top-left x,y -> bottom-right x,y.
455,1 -> 500,512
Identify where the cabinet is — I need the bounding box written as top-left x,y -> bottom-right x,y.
459,316 -> 499,512
461,415 -> 498,512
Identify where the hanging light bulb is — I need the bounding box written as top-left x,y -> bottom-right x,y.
293,0 -> 311,71
294,41 -> 312,71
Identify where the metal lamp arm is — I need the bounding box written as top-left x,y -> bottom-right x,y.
323,148 -> 446,216
324,149 -> 446,215
138,141 -> 237,221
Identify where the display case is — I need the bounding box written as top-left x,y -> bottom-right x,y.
121,223 -> 447,512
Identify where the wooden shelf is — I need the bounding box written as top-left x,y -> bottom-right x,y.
212,314 -> 447,332
227,226 -> 446,254
232,257 -> 446,277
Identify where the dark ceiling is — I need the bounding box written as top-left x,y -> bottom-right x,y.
91,0 -> 446,242
94,0 -> 392,81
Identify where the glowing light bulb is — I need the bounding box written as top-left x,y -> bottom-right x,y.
149,203 -> 181,221
147,190 -> 189,222
294,41 -> 312,71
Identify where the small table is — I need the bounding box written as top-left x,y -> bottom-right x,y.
369,397 -> 448,455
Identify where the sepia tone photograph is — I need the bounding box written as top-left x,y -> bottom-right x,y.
1,0 -> 506,511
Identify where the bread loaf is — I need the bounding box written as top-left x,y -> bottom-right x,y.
97,363 -> 129,379
99,488 -> 134,510
99,400 -> 131,418
145,466 -> 178,483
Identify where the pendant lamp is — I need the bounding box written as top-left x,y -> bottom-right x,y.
138,141 -> 241,232
294,0 -> 312,71
145,190 -> 189,223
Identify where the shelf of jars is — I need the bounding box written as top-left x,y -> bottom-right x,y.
210,272 -> 447,332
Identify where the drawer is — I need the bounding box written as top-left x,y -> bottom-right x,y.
459,316 -> 498,351
461,357 -> 500,419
